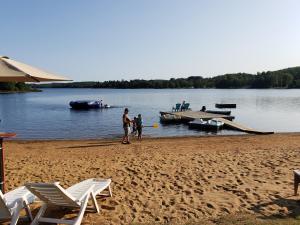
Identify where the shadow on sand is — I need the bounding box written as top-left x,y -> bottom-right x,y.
58,141 -> 119,149
250,194 -> 300,219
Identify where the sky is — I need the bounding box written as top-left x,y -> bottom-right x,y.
1,0 -> 300,81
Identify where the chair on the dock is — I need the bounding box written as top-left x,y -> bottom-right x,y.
184,103 -> 190,111
293,170 -> 300,195
25,178 -> 112,225
0,186 -> 35,225
173,103 -> 181,112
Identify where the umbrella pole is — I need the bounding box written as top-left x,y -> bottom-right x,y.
0,138 -> 4,193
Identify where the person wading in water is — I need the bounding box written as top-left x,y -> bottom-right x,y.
122,108 -> 132,144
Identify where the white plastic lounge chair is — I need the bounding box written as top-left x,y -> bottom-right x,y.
67,178 -> 112,199
0,186 -> 35,225
25,178 -> 112,225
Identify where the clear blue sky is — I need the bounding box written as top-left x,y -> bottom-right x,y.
1,0 -> 300,81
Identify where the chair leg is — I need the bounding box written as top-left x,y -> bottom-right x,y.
10,203 -> 23,225
23,200 -> 33,221
30,203 -> 47,225
91,192 -> 100,213
294,172 -> 300,195
99,185 -> 112,197
36,195 -> 90,225
108,185 -> 112,197
73,194 -> 89,225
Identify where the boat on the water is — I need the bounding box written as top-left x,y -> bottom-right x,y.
205,110 -> 231,115
69,100 -> 111,109
160,114 -> 182,123
215,103 -> 236,108
188,118 -> 224,130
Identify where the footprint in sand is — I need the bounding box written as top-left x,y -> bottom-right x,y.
108,200 -> 119,206
236,178 -> 244,185
221,207 -> 231,214
101,205 -> 116,211
206,203 -> 215,209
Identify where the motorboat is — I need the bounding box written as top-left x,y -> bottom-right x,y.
69,100 -> 111,109
188,118 -> 224,130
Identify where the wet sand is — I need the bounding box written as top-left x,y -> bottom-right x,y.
3,133 -> 300,224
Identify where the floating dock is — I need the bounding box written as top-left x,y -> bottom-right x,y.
215,103 -> 236,108
217,118 -> 274,135
160,111 -> 274,135
160,111 -> 235,121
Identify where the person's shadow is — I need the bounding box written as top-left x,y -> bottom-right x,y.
250,194 -> 300,219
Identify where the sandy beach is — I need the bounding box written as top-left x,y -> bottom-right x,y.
3,133 -> 300,224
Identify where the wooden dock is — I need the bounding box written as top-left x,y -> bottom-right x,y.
160,111 -> 274,135
160,110 -> 235,121
217,118 -> 274,135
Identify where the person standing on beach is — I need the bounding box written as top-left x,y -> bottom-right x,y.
122,108 -> 131,144
136,114 -> 143,140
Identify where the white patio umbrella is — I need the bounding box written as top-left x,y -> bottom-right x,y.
0,56 -> 71,82
0,55 -> 72,193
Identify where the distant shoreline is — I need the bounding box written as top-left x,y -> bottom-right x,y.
32,66 -> 300,89
0,89 -> 42,94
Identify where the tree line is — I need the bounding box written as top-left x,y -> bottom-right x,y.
0,82 -> 38,92
3,66 -> 300,90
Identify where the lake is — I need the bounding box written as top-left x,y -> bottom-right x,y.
0,88 -> 300,139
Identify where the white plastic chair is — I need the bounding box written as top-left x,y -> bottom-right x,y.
0,186 -> 35,225
26,178 -> 112,225
67,178 -> 112,199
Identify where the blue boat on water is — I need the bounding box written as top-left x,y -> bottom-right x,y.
69,100 -> 111,109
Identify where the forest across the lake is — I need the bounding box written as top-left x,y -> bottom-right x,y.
2,66 -> 300,91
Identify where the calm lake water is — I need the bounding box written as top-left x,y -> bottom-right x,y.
1,88 -> 300,139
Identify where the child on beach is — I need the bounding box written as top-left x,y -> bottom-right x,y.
132,117 -> 137,135
136,114 -> 143,140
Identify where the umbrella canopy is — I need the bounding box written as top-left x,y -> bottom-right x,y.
0,56 -> 71,193
0,56 -> 71,82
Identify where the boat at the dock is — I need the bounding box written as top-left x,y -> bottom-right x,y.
159,110 -> 273,134
188,118 -> 224,130
205,110 -> 231,115
215,103 -> 236,108
69,100 -> 111,109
